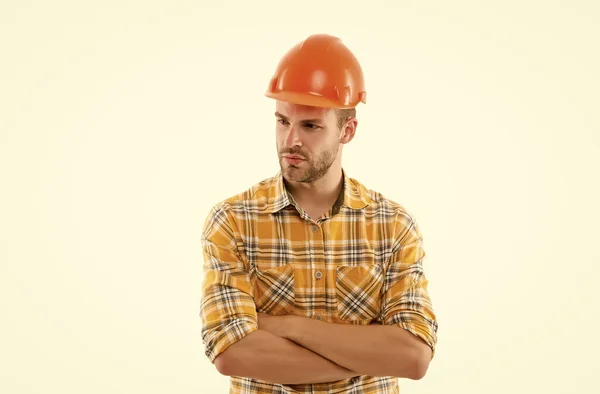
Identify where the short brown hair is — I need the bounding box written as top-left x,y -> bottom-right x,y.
335,108 -> 356,129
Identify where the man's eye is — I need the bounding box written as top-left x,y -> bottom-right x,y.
277,119 -> 289,125
304,124 -> 320,130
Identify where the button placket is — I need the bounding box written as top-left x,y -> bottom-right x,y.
310,222 -> 325,323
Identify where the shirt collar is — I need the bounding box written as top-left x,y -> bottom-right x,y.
261,168 -> 372,214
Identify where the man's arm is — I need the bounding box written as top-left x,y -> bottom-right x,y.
214,329 -> 359,384
200,204 -> 359,385
260,314 -> 430,380
258,212 -> 438,380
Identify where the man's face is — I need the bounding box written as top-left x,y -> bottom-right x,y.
275,101 -> 341,183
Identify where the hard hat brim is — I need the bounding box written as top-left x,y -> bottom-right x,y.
265,90 -> 359,109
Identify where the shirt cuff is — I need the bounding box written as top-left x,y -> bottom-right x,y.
389,313 -> 438,358
203,316 -> 258,363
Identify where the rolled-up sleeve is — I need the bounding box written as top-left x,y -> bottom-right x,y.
380,211 -> 438,357
200,204 -> 258,363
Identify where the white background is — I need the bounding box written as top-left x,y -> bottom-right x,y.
1,1 -> 599,393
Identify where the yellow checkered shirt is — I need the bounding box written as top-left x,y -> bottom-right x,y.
200,169 -> 438,393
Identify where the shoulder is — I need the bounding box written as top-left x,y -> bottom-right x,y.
348,175 -> 423,248
349,175 -> 417,222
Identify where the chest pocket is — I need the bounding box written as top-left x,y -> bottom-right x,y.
251,263 -> 295,316
335,263 -> 384,322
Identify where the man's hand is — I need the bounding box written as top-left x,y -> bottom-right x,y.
257,313 -> 293,338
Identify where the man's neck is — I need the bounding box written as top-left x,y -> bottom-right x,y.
285,167 -> 344,210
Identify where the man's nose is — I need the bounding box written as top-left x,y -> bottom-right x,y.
283,126 -> 302,147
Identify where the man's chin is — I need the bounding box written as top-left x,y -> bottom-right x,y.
282,167 -> 308,182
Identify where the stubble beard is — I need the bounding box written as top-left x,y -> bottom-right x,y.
280,143 -> 339,183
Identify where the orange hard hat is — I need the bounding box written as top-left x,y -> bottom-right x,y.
265,34 -> 367,109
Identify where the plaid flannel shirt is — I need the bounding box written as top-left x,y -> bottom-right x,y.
200,169 -> 438,393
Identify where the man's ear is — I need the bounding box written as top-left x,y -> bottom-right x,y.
340,117 -> 358,144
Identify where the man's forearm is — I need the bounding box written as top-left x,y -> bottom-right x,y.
281,317 -> 431,379
214,329 -> 359,385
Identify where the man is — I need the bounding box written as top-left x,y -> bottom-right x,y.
200,34 -> 438,394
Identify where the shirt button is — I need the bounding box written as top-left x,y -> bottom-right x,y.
312,225 -> 319,233
315,271 -> 323,279
316,314 -> 322,320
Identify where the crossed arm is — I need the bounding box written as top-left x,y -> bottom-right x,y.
254,313 -> 431,380
213,313 -> 431,384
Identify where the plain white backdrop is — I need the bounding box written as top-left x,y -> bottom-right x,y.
1,1 -> 599,393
